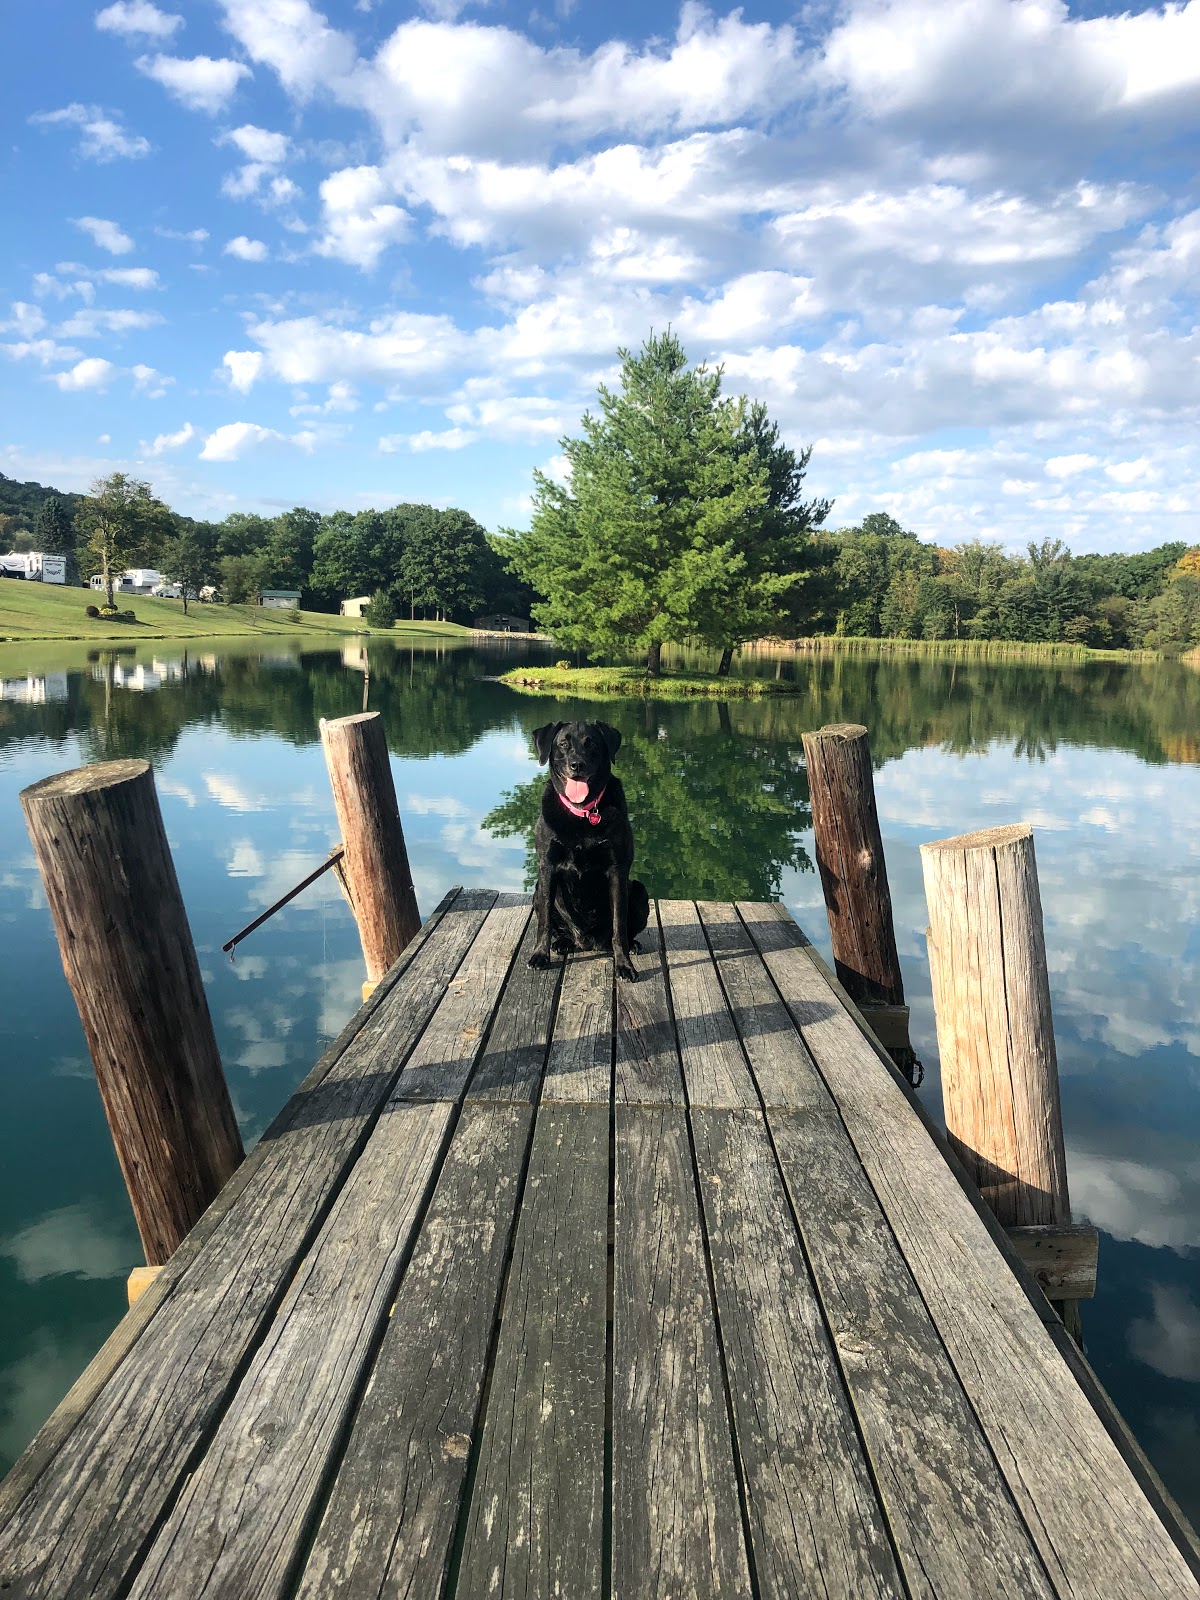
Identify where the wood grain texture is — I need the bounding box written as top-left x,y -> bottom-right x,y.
457,1104 -> 609,1600
396,895 -> 530,1102
739,898 -> 1200,1600
921,824 -> 1069,1228
296,1103 -> 534,1600
801,724 -> 904,1008
689,1107 -> 903,1600
657,900 -> 758,1109
468,912 -> 562,1104
1007,1224 -> 1099,1299
0,887 -> 462,1538
19,758 -> 243,1264
542,952 -> 613,1105
614,908 -> 685,1106
769,1116 -> 1055,1600
128,1101 -> 454,1600
320,712 -> 420,982
612,1106 -> 752,1600
698,901 -> 1058,1598
0,891 -> 494,1600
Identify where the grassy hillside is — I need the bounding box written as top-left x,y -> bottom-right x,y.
0,581 -> 473,642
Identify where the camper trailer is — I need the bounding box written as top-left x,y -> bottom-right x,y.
0,552 -> 67,583
90,569 -> 165,596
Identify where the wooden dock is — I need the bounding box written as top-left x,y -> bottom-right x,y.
1,888 -> 1198,1599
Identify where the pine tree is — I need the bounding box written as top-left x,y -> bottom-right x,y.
498,332 -> 829,674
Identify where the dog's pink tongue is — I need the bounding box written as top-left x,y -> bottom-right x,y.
564,778 -> 590,803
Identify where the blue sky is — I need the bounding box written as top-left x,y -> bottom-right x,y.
2,0 -> 1198,551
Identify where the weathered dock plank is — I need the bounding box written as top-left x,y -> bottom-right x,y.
739,899 -> 1200,1600
658,898 -> 758,1109
542,952 -> 612,1104
295,1103 -> 534,1600
689,1106 -> 904,1600
614,915 -> 684,1106
0,888 -> 495,1600
457,1103 -> 609,1600
612,1105 -> 752,1599
700,900 -> 1057,1597
127,1100 -> 452,1600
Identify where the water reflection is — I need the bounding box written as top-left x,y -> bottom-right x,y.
0,636 -> 1198,1528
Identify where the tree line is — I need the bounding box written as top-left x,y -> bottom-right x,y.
0,470 -> 531,622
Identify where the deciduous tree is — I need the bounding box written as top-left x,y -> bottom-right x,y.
74,473 -> 171,608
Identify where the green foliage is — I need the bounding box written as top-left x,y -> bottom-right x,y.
160,525 -> 213,614
34,495 -> 72,552
220,552 -> 267,605
498,331 -> 829,671
74,473 -> 172,609
398,505 -> 489,621
363,589 -> 397,629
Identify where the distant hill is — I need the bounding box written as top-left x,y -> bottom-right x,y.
0,471 -> 83,528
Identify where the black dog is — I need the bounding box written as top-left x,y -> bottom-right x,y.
528,719 -> 650,981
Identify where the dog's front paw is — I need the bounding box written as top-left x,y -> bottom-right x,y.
615,954 -> 637,982
528,950 -> 551,970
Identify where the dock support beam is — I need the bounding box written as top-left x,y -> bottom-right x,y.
802,722 -> 916,1080
20,759 -> 244,1266
921,823 -> 1084,1339
320,711 -> 420,998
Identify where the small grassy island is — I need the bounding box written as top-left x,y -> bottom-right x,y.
499,664 -> 805,699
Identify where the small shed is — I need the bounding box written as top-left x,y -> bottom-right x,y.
340,596 -> 371,618
259,590 -> 301,610
474,612 -> 532,633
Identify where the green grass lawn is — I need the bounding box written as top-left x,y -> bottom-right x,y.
499,664 -> 805,699
0,582 -> 473,642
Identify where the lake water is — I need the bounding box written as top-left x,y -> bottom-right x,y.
1,635 -> 1199,1527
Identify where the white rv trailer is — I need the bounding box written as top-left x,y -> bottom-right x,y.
0,552 -> 67,583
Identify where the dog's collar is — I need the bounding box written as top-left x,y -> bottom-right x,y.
557,783 -> 606,825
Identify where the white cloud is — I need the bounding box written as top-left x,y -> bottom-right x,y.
98,267 -> 159,289
51,357 -> 117,391
225,123 -> 289,164
141,421 -> 196,454
72,216 -> 134,254
130,363 -> 172,395
289,380 -> 358,416
0,303 -> 47,337
1045,453 -> 1099,478
216,0 -> 358,99
155,225 -> 208,242
223,235 -> 269,262
30,103 -> 150,161
57,308 -> 163,338
223,349 -> 264,392
2,339 -> 85,367
136,53 -> 250,113
200,421 -> 318,460
95,1 -> 182,38
380,427 -> 476,452
314,165 -> 409,269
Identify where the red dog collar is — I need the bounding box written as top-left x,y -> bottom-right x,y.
558,784 -> 606,825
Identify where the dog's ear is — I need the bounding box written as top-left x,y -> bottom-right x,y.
532,722 -> 564,766
596,721 -> 622,762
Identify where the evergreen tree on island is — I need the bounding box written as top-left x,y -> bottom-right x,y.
497,331 -> 831,674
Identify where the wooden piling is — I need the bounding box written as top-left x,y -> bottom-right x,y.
320,711 -> 420,990
802,723 -> 915,1075
921,822 -> 1083,1336
20,759 -> 244,1266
